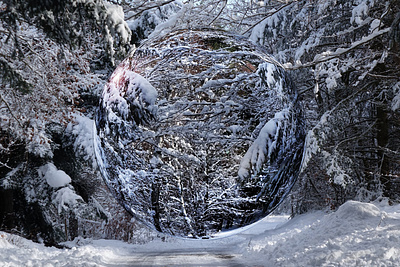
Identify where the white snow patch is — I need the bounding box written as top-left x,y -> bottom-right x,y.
351,0 -> 375,26
66,115 -> 97,169
239,110 -> 288,180
148,2 -> 191,40
103,69 -> 157,120
52,187 -> 83,213
391,82 -> 400,111
104,2 -> 131,44
369,18 -> 381,33
249,8 -> 287,46
38,163 -> 71,188
294,28 -> 324,61
258,62 -> 286,100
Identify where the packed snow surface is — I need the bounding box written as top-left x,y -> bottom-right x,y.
1,200 -> 399,266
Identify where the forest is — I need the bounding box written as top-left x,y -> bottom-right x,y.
1,0 -> 400,247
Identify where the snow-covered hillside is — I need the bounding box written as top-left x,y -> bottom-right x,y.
1,200 -> 399,266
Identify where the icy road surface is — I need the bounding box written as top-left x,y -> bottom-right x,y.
109,250 -> 242,266
2,201 -> 400,266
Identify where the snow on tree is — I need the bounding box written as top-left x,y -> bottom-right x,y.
0,0 -> 133,162
249,0 -> 400,210
38,163 -> 72,188
96,29 -> 304,237
1,0 -> 398,245
123,0 -> 182,46
0,0 -> 151,244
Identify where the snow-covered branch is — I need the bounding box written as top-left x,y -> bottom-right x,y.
285,28 -> 391,70
125,0 -> 177,21
238,110 -> 288,180
242,1 -> 293,35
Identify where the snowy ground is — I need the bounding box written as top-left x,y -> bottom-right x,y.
1,200 -> 400,266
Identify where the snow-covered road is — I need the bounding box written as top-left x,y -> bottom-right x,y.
101,215 -> 288,266
110,250 -> 242,266
1,200 -> 400,266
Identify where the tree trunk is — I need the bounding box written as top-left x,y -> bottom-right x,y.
0,188 -> 14,229
376,105 -> 390,197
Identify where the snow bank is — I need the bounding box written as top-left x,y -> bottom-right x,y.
0,231 -> 133,267
245,200 -> 400,266
1,201 -> 399,266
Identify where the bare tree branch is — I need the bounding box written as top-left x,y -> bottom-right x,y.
125,0 -> 176,21
286,28 -> 391,70
0,92 -> 23,128
241,2 -> 293,35
209,0 -> 227,26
